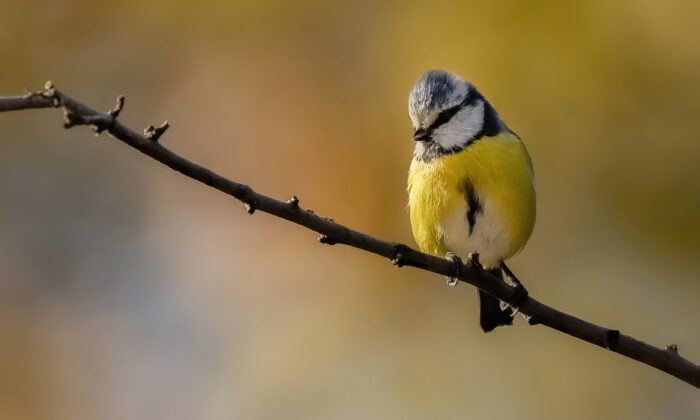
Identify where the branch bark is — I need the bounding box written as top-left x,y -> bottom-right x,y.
1,82 -> 698,388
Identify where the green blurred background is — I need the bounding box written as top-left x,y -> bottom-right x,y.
1,0 -> 699,418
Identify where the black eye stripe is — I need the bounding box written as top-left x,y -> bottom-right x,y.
428,95 -> 472,131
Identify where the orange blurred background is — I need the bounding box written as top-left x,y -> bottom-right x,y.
1,1 -> 699,418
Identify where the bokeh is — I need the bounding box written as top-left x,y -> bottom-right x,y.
1,1 -> 699,419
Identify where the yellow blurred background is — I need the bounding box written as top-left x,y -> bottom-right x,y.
1,0 -> 699,418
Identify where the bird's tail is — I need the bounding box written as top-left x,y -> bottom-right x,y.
478,268 -> 513,333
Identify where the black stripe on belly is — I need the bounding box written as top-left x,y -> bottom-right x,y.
461,181 -> 482,235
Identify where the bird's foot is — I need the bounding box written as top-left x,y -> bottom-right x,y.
501,262 -> 528,306
501,261 -> 522,288
510,284 -> 540,324
465,252 -> 482,271
444,252 -> 463,287
499,262 -> 529,317
505,283 -> 529,317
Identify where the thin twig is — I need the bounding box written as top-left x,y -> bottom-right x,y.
1,83 -> 698,388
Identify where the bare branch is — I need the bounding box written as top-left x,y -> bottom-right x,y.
1,83 -> 698,388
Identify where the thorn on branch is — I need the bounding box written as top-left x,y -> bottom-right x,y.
88,95 -> 125,135
318,235 -> 337,245
244,199 -> 258,215
43,81 -> 60,107
62,109 -> 80,129
391,244 -> 409,267
287,195 -> 300,207
144,120 -> 169,142
108,95 -> 125,118
605,329 -> 620,350
666,344 -> 679,355
22,81 -> 60,107
44,81 -> 55,96
60,108 -> 111,134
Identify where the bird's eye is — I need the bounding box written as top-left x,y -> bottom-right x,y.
428,95 -> 471,131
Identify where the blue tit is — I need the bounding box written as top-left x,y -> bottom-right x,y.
407,70 -> 536,332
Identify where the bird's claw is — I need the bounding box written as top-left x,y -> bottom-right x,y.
465,252 -> 482,270
444,252 -> 462,287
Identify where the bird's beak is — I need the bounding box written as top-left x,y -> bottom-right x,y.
412,128 -> 430,142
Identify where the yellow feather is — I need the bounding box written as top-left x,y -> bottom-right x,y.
407,132 -> 536,266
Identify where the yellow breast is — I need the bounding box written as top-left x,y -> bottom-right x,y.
407,132 -> 536,265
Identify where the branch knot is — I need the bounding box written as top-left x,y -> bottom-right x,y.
43,81 -> 61,107
287,195 -> 300,207
318,235 -> 337,245
391,244 -> 409,267
62,109 -> 80,129
605,329 -> 620,350
244,199 -> 258,215
108,95 -> 125,118
144,120 -> 169,142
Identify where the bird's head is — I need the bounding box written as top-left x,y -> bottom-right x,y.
408,70 -> 501,159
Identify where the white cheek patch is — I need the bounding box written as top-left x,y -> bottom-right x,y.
432,100 -> 485,150
413,140 -> 427,156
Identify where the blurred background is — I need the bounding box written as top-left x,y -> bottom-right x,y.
1,0 -> 699,418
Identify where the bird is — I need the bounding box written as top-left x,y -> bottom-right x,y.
406,70 -> 536,332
